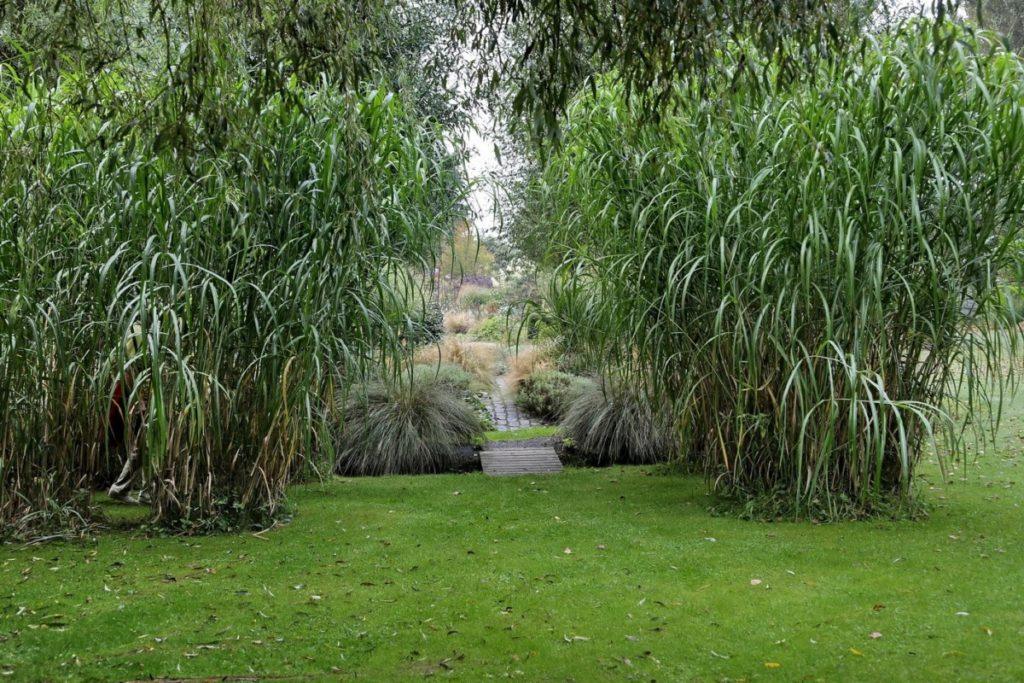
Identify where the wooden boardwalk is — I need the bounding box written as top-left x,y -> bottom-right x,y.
480,446 -> 562,476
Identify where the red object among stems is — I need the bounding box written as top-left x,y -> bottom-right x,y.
106,372 -> 135,449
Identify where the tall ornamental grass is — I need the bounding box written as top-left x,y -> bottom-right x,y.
332,376 -> 483,477
539,22 -> 1024,514
0,72 -> 461,535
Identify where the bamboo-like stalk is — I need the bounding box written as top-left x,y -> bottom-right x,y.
539,22 -> 1024,514
0,73 -> 463,534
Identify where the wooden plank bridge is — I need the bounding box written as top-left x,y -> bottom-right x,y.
480,445 -> 562,476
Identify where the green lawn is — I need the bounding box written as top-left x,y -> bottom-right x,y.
3,416 -> 1024,681
485,425 -> 560,442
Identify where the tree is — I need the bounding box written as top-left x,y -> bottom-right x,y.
1,0 -> 888,149
436,219 -> 497,302
965,0 -> 1024,51
454,0 -> 879,143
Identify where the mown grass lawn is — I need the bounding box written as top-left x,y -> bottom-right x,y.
3,417 -> 1024,682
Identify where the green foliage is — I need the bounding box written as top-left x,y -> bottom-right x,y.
408,303 -> 445,347
332,377 -> 484,476
515,370 -> 592,421
457,285 -> 498,315
561,379 -> 677,467
454,0 -> 869,143
473,314 -> 528,344
483,425 -> 560,442
472,315 -> 509,342
965,0 -> 1024,51
413,362 -> 480,393
539,22 -> 1024,512
413,362 -> 496,430
0,0 -> 470,155
996,284 -> 1024,323
0,75 -> 463,531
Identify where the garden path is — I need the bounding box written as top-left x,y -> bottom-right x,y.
472,344 -> 561,475
479,445 -> 562,475
485,375 -> 543,431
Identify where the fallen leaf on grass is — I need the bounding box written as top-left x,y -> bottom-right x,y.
869,632 -> 882,639
750,579 -> 763,586
849,648 -> 863,656
955,611 -> 970,617
981,626 -> 993,636
764,661 -> 781,668
563,548 -> 572,555
872,603 -> 886,611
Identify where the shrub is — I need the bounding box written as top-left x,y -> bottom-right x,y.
506,346 -> 555,388
333,378 -> 484,476
414,338 -> 497,384
515,370 -> 592,421
538,22 -> 1024,513
407,303 -> 445,346
472,315 -> 523,343
412,362 -> 479,392
561,379 -> 677,466
457,285 -> 497,316
444,312 -> 474,334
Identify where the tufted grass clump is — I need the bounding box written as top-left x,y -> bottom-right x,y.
333,377 -> 484,476
561,378 -> 677,466
413,362 -> 496,431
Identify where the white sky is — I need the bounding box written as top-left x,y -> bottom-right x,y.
463,112 -> 500,236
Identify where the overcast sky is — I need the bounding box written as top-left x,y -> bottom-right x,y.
463,110 -> 501,236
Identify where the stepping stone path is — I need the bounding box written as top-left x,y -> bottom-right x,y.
480,373 -> 561,476
485,376 -> 542,431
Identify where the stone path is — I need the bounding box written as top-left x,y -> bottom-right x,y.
485,375 -> 543,431
477,349 -> 562,476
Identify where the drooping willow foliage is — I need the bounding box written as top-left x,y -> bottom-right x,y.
0,70 -> 464,534
539,22 -> 1024,514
